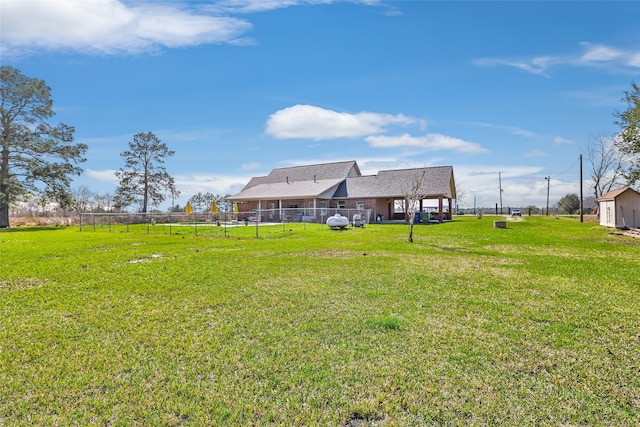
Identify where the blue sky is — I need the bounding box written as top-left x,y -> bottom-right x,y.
2,0 -> 639,209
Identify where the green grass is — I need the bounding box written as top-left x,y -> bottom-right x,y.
1,216 -> 639,425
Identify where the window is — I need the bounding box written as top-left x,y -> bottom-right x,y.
356,201 -> 365,210
394,199 -> 405,213
337,201 -> 345,209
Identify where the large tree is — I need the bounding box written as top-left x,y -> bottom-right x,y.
0,66 -> 87,228
70,185 -> 94,213
614,80 -> 640,185
213,193 -> 232,213
188,192 -> 215,212
585,135 -> 629,200
557,193 -> 580,214
114,132 -> 176,213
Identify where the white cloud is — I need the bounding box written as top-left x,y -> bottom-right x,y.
174,173 -> 250,199
265,105 -> 483,155
0,0 -> 390,57
474,42 -> 640,75
579,43 -> 623,63
85,169 -> 118,183
524,149 -> 547,157
467,121 -> 536,138
554,136 -> 573,144
472,57 -> 555,76
0,0 -> 253,56
213,0 -> 382,13
214,0 -> 316,13
365,133 -> 486,154
265,104 -> 418,140
242,162 -> 261,170
629,52 -> 640,68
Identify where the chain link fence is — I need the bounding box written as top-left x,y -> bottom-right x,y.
78,208 -> 378,236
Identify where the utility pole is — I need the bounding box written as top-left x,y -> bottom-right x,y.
545,176 -> 550,216
579,154 -> 584,223
498,171 -> 503,215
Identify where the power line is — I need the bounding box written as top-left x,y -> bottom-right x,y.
549,157 -> 580,177
528,157 -> 581,180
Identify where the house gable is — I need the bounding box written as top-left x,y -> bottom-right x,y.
262,160 -> 359,184
228,161 -> 360,202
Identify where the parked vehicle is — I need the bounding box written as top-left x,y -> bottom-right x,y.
512,209 -> 522,216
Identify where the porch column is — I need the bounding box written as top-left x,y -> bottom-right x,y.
438,197 -> 444,222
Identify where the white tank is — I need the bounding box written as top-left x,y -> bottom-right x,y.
326,214 -> 349,229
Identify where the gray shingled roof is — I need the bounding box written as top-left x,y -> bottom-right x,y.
228,179 -> 344,201
243,160 -> 360,190
229,162 -> 455,201
334,166 -> 455,199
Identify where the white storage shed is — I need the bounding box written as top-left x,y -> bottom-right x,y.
597,187 -> 640,229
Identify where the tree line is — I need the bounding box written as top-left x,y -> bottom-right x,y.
2,66 -> 640,227
0,67 -> 234,227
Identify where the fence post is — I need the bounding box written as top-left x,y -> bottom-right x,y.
256,218 -> 259,238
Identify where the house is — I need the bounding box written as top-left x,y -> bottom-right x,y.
227,160 -> 456,223
597,187 -> 640,228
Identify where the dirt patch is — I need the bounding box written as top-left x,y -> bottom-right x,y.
128,254 -> 163,263
345,411 -> 387,426
304,249 -> 362,259
0,277 -> 53,291
9,216 -> 76,226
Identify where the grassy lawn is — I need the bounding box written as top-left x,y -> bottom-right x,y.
1,216 -> 639,425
